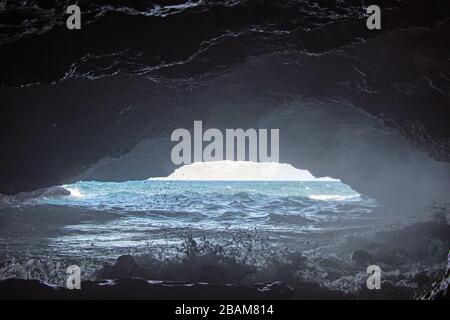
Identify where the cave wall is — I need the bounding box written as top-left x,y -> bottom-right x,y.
0,0 -> 449,211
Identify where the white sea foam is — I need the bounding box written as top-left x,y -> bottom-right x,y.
308,194 -> 360,201
63,186 -> 84,198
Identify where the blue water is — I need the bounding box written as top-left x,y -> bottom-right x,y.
44,180 -> 375,227
0,180 -> 380,260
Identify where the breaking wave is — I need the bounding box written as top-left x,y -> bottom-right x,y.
0,180 -> 448,299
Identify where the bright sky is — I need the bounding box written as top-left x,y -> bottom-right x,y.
150,161 -> 338,181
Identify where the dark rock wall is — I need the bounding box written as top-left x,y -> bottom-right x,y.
0,0 -> 449,210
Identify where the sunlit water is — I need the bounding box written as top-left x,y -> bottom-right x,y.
0,180 -> 381,260
3,179 -> 447,299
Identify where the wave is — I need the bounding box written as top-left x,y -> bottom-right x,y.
0,186 -> 71,208
268,213 -> 314,225
2,217 -> 447,299
0,180 -> 376,231
62,186 -> 84,198
308,194 -> 361,201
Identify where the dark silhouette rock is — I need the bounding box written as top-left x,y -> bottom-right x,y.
199,264 -> 225,283
412,273 -> 432,289
40,186 -> 71,197
0,0 -> 450,209
418,268 -> 450,300
0,278 -> 295,300
351,250 -> 373,266
98,255 -> 147,279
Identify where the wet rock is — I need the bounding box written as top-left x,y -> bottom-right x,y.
98,255 -> 147,279
199,263 -> 257,283
260,282 -> 295,299
0,278 -> 295,300
418,268 -> 450,300
200,264 -> 225,283
373,251 -> 402,266
40,186 -> 71,198
117,255 -> 137,268
351,250 -> 373,266
0,186 -> 70,207
412,273 -> 432,289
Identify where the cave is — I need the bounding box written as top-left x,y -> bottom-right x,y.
0,0 -> 449,301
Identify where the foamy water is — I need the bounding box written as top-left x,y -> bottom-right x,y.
1,179 -> 447,299
0,180 -> 380,257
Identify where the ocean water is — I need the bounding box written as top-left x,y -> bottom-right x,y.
0,180 -> 379,267
1,179 -> 448,298
0,180 -> 377,257
0,180 -> 381,257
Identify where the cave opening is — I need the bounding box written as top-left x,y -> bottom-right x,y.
1,0 -> 449,300
29,160 -> 382,276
